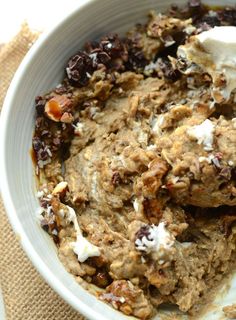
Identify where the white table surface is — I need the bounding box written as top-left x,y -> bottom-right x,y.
0,0 -> 86,43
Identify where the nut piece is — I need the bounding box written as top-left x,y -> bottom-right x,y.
52,181 -> 68,197
60,112 -> 74,123
44,95 -> 72,122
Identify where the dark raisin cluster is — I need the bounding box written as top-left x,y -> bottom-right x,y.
66,51 -> 94,86
65,33 -> 148,87
157,57 -> 181,81
32,136 -> 51,163
35,96 -> 46,116
169,0 -> 236,32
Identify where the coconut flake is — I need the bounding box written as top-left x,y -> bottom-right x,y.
133,199 -> 140,213
36,190 -> 44,198
151,115 -> 165,136
71,235 -> 100,263
187,119 -> 215,151
135,223 -> 175,255
73,122 -> 84,135
66,206 -> 100,262
232,118 -> 236,129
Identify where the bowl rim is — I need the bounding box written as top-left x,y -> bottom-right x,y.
0,1 -> 114,319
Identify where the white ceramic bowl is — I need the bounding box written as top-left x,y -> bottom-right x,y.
1,0 -> 236,319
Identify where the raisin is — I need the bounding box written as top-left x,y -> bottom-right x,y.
219,8 -> 236,26
35,96 -> 46,115
66,51 -> 94,86
84,40 -> 100,53
126,47 -> 148,71
100,34 -> 125,59
196,14 -> 221,30
158,57 -> 181,81
32,137 -> 43,152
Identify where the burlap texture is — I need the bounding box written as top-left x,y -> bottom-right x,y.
0,24 -> 84,320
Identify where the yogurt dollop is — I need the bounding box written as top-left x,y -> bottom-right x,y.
177,26 -> 236,103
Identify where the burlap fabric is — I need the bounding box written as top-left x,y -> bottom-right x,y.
0,24 -> 84,320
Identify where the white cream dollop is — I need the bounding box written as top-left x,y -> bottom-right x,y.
67,206 -> 100,263
178,26 -> 236,102
187,119 -> 215,151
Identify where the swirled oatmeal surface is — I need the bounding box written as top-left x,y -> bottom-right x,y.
33,1 -> 236,319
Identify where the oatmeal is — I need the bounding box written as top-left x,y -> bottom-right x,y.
32,1 -> 236,319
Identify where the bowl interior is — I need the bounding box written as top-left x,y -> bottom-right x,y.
1,0 -> 236,319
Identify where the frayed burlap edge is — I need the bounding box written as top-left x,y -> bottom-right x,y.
0,23 -> 84,320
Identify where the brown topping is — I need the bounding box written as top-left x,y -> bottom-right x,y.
223,304 -> 236,319
142,198 -> 163,224
100,280 -> 153,319
139,157 -> 168,197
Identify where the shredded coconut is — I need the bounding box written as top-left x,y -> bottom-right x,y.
71,235 -> 100,263
66,206 -> 100,262
151,115 -> 165,136
73,122 -> 84,134
135,223 -> 174,255
144,61 -> 158,72
199,154 -> 215,163
146,144 -> 157,151
180,242 -> 193,248
52,229 -> 58,236
141,256 -> 146,264
58,209 -> 65,218
36,190 -> 44,198
232,118 -> 236,129
133,199 -> 140,213
171,176 -> 180,184
184,25 -> 196,35
36,207 -> 44,217
187,119 -> 215,151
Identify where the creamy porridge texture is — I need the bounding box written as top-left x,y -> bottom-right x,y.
32,1 -> 236,319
